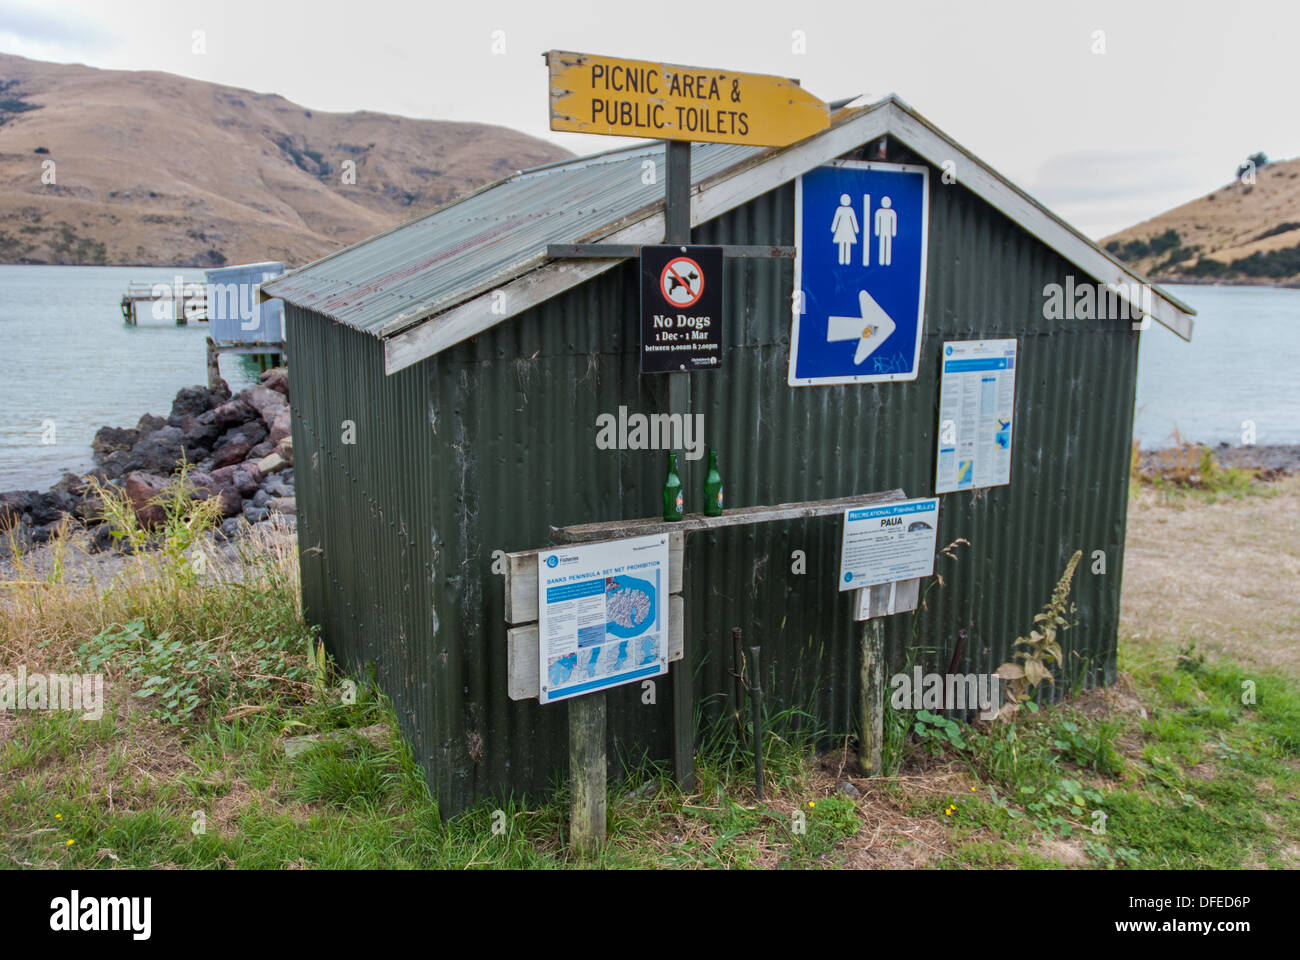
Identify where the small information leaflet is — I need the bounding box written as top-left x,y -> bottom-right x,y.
935,339 -> 1017,494
839,498 -> 940,590
537,534 -> 669,704
640,245 -> 723,373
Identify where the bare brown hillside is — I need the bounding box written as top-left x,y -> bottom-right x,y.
0,53 -> 571,267
1102,155 -> 1300,284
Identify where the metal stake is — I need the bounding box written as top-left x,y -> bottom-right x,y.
731,627 -> 746,747
749,645 -> 764,800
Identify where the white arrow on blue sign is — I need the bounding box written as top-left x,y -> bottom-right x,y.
789,160 -> 930,386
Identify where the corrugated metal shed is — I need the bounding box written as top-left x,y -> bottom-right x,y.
277,96 -> 1194,818
205,261 -> 285,346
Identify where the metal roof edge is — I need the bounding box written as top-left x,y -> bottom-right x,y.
260,167 -> 532,316
369,93 -> 1195,369
514,139 -> 662,178
376,101 -> 896,342
382,105 -> 899,371
877,97 -> 1195,333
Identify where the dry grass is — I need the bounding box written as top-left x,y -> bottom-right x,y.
4,470 -> 1298,870
1121,474 -> 1300,679
0,517 -> 300,674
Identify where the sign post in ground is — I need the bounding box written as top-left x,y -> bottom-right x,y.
537,49 -> 833,830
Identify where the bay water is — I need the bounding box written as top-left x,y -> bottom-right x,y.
0,267 -> 1296,491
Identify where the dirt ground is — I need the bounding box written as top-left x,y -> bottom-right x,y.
1121,477 -> 1300,680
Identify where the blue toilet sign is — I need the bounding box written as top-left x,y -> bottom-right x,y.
789,161 -> 930,386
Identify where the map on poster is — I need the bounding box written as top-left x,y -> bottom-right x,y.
935,339 -> 1018,494
537,534 -> 669,704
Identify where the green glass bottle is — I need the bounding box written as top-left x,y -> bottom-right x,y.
703,448 -> 724,516
663,452 -> 684,521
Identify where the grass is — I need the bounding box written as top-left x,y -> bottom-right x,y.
1130,436 -> 1272,505
1,474 -> 1298,869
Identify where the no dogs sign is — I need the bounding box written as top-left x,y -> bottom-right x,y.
640,244 -> 723,373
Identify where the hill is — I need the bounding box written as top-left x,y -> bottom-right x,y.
0,53 -> 571,267
1101,155 -> 1300,284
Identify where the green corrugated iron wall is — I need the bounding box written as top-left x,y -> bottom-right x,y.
286,153 -> 1139,817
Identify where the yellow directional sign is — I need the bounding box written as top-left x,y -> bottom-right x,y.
547,50 -> 830,148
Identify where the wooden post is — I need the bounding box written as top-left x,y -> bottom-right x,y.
568,692 -> 606,853
665,139 -> 696,794
205,338 -> 223,394
859,617 -> 885,776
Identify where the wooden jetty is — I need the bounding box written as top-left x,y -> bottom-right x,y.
120,280 -> 208,325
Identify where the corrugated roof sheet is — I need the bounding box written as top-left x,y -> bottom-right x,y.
261,137 -> 764,337
263,95 -> 1194,349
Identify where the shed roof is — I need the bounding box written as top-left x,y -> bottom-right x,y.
262,95 -> 1194,375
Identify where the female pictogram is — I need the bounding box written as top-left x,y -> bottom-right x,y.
830,193 -> 859,265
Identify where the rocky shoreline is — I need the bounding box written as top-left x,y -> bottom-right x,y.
0,369 -> 296,553
1137,443 -> 1300,482
3,379 -> 1294,559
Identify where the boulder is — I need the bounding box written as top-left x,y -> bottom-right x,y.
96,449 -> 138,481
228,420 -> 268,446
260,367 -> 289,400
92,426 -> 138,462
215,463 -> 261,498
130,425 -> 186,474
0,490 -> 36,531
167,385 -> 217,426
211,421 -> 266,468
209,379 -> 232,403
242,503 -> 269,523
262,477 -> 294,499
211,434 -> 253,469
28,489 -> 75,525
236,463 -> 263,492
73,488 -> 105,524
218,517 -> 247,541
203,397 -> 256,429
274,436 -> 293,466
257,452 -> 288,475
50,471 -> 89,499
179,414 -> 221,456
266,408 -> 292,446
136,413 -> 168,439
238,384 -> 288,428
248,439 -> 276,460
252,488 -> 271,509
124,471 -> 168,528
90,522 -> 116,553
268,496 -> 296,515
186,470 -> 241,518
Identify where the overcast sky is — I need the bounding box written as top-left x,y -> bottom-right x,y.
2,0 -> 1294,238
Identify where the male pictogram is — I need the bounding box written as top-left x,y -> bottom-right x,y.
875,196 -> 898,265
